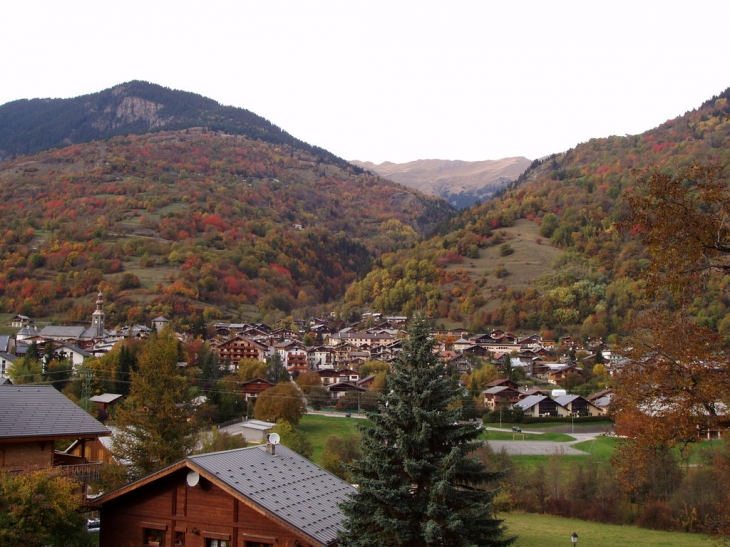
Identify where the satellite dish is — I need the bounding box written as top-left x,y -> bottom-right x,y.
186,470 -> 200,487
268,433 -> 280,445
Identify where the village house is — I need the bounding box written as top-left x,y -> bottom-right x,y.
214,336 -> 269,370
553,394 -> 604,417
482,386 -> 522,411
95,444 -> 356,547
514,394 -> 561,418
0,385 -> 110,495
240,378 -> 274,401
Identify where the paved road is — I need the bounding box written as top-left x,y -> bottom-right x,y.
483,427 -> 602,456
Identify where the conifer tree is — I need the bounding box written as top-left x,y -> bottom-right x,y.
111,330 -> 199,479
339,314 -> 514,547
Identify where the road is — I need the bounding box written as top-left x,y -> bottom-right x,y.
483,426 -> 604,456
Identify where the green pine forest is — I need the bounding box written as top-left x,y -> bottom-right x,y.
1,83 -> 730,340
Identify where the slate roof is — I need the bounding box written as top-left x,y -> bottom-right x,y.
39,326 -> 87,339
99,444 -> 356,546
514,394 -> 549,410
0,385 -> 110,440
190,445 -> 356,546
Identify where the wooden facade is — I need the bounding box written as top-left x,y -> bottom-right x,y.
100,468 -> 310,547
97,446 -> 355,547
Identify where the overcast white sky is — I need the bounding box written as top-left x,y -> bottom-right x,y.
2,1 -> 729,164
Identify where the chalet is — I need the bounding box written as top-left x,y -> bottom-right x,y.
546,364 -> 583,385
0,385 -> 110,493
461,344 -> 490,358
470,333 -> 496,344
240,378 -> 274,401
53,341 -> 92,368
452,338 -> 473,353
325,331 -> 395,349
11,314 -> 30,328
482,386 -> 522,411
96,444 -> 356,547
587,388 -> 614,414
317,368 -> 359,386
486,378 -> 519,390
553,395 -> 603,417
327,381 -> 367,399
514,395 -> 560,417
308,346 -> 334,369
214,336 -> 269,369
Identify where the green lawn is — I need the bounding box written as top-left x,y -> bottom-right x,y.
481,429 -> 576,442
503,512 -> 711,547
299,414 -> 370,464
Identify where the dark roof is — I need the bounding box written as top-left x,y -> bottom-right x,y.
190,445 -> 355,545
0,385 -> 110,440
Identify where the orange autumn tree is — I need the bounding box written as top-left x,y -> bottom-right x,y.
614,164 -> 730,507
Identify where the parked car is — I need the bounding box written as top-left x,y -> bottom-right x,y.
511,426 -> 522,432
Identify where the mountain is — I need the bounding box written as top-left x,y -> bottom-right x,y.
351,157 -> 532,208
344,88 -> 730,337
0,80 -> 351,169
0,84 -> 455,328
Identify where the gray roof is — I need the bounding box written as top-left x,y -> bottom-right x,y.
240,419 -> 276,431
0,335 -> 9,353
38,326 -> 87,339
0,385 -> 110,439
190,445 -> 356,546
514,394 -> 548,410
90,393 -> 124,404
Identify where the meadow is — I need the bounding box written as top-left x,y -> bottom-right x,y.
503,512 -> 711,547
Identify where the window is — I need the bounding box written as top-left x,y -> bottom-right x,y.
174,531 -> 185,546
206,540 -> 230,547
144,529 -> 164,546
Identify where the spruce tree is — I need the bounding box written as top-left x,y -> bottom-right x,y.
339,315 -> 514,547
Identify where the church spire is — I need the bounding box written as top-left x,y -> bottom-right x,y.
91,291 -> 105,338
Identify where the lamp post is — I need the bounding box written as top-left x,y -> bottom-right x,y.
571,532 -> 578,546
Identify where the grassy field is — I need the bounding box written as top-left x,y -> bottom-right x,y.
299,414 -> 370,464
442,219 -> 563,317
481,429 -> 576,442
503,512 -> 712,547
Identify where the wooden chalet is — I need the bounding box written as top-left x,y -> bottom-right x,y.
0,385 -> 110,491
240,378 -> 274,401
214,336 -> 269,369
95,444 -> 356,547
486,378 -> 519,390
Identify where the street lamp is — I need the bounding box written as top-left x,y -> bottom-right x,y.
571,532 -> 578,546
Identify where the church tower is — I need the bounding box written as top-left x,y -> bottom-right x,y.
91,291 -> 105,338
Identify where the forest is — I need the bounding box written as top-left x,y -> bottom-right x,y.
1,85 -> 730,344
0,127 -> 451,329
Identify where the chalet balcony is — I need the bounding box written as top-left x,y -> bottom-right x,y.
53,453 -> 103,483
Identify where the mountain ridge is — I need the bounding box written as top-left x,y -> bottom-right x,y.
0,81 -> 354,170
351,157 -> 531,208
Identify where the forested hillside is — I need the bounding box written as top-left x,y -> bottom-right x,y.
0,128 -> 453,327
0,80 -> 350,168
343,89 -> 730,339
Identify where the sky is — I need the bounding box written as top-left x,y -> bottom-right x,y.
3,1 -> 730,164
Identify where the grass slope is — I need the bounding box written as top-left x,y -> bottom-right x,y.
504,512 -> 711,547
